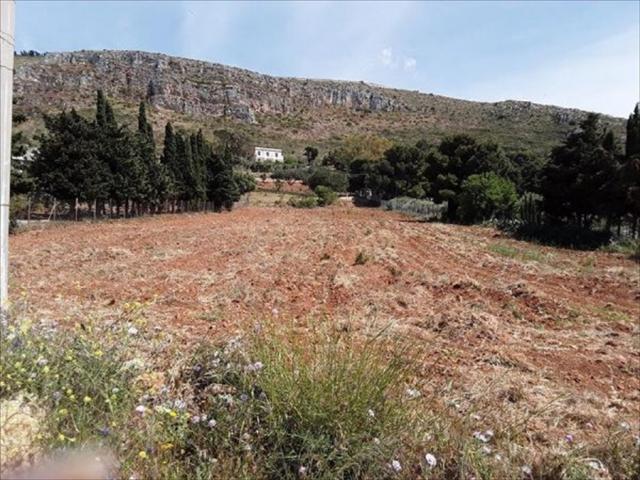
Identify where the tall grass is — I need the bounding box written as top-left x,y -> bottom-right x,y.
1,312 -> 638,479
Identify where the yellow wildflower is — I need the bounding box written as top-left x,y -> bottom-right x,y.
42,365 -> 50,374
160,443 -> 174,450
138,451 -> 148,460
58,433 -> 65,441
83,396 -> 92,404
94,350 -> 104,358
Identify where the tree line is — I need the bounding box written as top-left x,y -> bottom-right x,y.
308,105 -> 638,239
16,90 -> 255,219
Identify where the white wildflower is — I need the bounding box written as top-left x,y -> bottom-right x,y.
245,361 -> 264,373
298,465 -> 307,477
473,430 -> 493,443
207,419 -> 217,428
481,445 -> 492,455
373,437 -> 381,445
390,459 -> 402,473
406,388 -> 421,399
587,459 -> 604,471
191,415 -> 201,424
620,422 -> 630,431
127,326 -> 139,336
173,399 -> 186,410
425,453 -> 437,468
521,465 -> 532,477
135,405 -> 146,415
367,409 -> 375,418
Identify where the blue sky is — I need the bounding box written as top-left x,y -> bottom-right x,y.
14,1 -> 640,117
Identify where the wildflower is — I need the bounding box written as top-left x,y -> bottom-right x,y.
373,437 -> 381,445
98,427 -> 110,437
406,388 -> 421,399
587,460 -> 604,471
245,361 -> 264,373
135,405 -> 146,415
620,422 -> 630,431
57,433 -> 65,441
207,419 -> 217,428
169,410 -> 178,418
564,433 -> 574,444
138,451 -> 148,460
173,399 -> 186,410
191,415 -> 201,424
240,393 -> 249,402
127,326 -> 139,336
36,357 -> 48,366
271,307 -> 279,317
58,408 -> 68,416
94,349 -> 104,358
390,459 -> 402,473
367,409 -> 376,418
521,465 -> 532,477
425,453 -> 437,468
112,387 -> 120,394
53,391 -> 62,402
83,396 -> 92,404
473,430 -> 493,443
298,465 -> 308,477
160,443 -> 173,451
481,445 -> 492,455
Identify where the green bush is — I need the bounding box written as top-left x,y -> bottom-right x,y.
288,195 -> 319,209
307,167 -> 348,193
314,186 -> 338,206
233,171 -> 257,194
458,172 -> 517,224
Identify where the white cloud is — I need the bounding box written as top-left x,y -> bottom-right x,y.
380,47 -> 394,66
403,57 -> 417,71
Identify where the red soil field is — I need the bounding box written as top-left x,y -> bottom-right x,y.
9,204 -> 640,444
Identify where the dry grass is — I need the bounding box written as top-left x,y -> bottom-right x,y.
6,204 -> 640,478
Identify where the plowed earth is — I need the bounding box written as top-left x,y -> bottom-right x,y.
9,204 -> 640,444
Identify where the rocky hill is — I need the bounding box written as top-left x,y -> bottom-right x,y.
12,50 -> 626,156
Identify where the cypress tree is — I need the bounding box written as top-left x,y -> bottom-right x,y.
96,89 -> 107,128
626,104 -> 640,158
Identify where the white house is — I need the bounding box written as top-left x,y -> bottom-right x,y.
254,146 -> 283,162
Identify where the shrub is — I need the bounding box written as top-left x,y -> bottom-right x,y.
181,323 -> 418,479
458,172 -> 517,224
314,186 -> 338,206
288,195 -> 319,209
233,171 -> 257,194
307,167 -> 348,193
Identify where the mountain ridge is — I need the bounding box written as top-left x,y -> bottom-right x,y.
12,49 -> 626,155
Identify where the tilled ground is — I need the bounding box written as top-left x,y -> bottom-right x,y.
9,204 -> 640,446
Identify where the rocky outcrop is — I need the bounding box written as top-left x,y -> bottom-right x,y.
14,49 -> 616,131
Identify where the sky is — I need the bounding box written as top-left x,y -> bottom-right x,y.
14,1 -> 640,117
